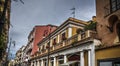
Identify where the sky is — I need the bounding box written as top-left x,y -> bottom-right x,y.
9,0 -> 96,56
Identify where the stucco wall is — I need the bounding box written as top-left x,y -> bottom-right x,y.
95,45 -> 120,66
96,0 -> 120,45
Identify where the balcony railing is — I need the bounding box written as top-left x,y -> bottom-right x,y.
35,30 -> 97,58
50,30 -> 96,52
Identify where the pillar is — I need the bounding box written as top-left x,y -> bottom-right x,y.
37,60 -> 40,66
64,55 -> 67,63
91,45 -> 95,66
54,57 -> 56,66
88,50 -> 91,66
41,59 -> 43,66
80,51 -> 84,66
68,27 -> 72,38
31,61 -> 33,66
58,35 -> 60,43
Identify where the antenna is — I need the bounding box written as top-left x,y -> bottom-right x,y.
70,7 -> 76,18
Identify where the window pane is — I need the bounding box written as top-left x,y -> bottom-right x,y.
117,0 -> 120,4
111,1 -> 117,12
114,62 -> 120,66
117,5 -> 120,9
112,7 -> 117,11
111,0 -> 116,2
117,0 -> 120,9
112,2 -> 116,8
100,62 -> 112,66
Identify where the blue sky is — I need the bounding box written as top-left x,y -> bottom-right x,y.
9,0 -> 96,55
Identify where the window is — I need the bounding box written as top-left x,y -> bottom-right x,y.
98,58 -> 120,66
110,0 -> 120,12
62,32 -> 66,41
53,38 -> 56,45
46,43 -> 49,48
42,45 -> 44,51
99,62 -> 112,66
43,30 -> 48,38
114,62 -> 120,66
105,0 -> 120,16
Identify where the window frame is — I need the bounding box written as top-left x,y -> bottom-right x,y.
97,58 -> 120,66
110,0 -> 120,13
104,0 -> 120,17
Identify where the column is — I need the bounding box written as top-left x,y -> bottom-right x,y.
54,57 -> 56,66
37,60 -> 40,66
88,50 -> 91,66
41,59 -> 44,66
68,27 -> 72,38
64,55 -> 67,63
58,35 -> 60,43
31,61 -> 33,66
80,51 -> 84,66
36,61 -> 38,66
91,45 -> 95,66
34,61 -> 36,66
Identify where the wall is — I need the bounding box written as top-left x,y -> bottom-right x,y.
95,45 -> 120,66
96,0 -> 120,45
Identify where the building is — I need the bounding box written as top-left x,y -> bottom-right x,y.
14,46 -> 25,66
0,0 -> 11,64
30,17 -> 99,66
95,0 -> 120,66
30,25 -> 57,56
23,25 -> 57,65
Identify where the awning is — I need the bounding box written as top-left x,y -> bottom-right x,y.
59,61 -> 80,66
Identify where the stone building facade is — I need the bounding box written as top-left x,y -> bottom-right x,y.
96,0 -> 120,66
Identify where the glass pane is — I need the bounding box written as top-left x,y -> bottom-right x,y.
112,7 -> 117,11
111,0 -> 116,2
112,2 -> 116,8
100,62 -> 112,66
117,0 -> 120,5
114,62 -> 120,66
117,5 -> 120,9
117,0 -> 120,9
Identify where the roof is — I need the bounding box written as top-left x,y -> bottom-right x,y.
37,17 -> 87,46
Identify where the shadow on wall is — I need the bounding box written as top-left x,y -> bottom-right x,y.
97,15 -> 120,45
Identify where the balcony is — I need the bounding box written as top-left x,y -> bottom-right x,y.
49,30 -> 96,52
34,30 -> 97,58
52,30 -> 96,51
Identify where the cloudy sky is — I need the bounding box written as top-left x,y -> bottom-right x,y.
9,0 -> 96,55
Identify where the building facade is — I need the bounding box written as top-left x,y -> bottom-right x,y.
23,25 -> 57,65
14,46 -> 25,66
96,0 -> 120,66
30,17 -> 99,66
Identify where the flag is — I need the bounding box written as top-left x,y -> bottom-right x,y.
70,7 -> 75,10
70,7 -> 76,18
71,11 -> 75,14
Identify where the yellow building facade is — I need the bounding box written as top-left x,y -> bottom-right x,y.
29,17 -> 98,66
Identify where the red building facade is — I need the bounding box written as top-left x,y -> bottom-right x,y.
29,25 -> 57,55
